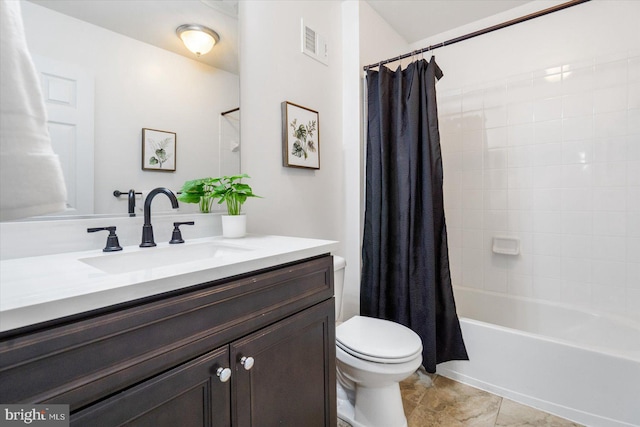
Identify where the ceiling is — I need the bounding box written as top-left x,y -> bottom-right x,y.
365,0 -> 532,44
27,0 -> 239,75
27,0 -> 533,75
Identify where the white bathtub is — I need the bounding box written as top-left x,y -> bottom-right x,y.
437,287 -> 640,427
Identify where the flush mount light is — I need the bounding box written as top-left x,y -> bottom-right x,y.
176,24 -> 220,57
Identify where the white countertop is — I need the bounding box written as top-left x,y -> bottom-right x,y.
0,235 -> 338,332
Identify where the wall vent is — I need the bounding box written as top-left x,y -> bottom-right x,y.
301,19 -> 328,66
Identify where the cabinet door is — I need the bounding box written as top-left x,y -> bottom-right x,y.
231,299 -> 336,427
71,347 -> 231,427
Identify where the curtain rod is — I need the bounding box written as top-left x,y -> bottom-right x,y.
221,107 -> 240,116
363,0 -> 591,72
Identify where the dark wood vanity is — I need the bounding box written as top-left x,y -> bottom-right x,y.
0,254 -> 337,426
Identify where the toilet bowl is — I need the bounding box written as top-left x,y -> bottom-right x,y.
333,256 -> 422,427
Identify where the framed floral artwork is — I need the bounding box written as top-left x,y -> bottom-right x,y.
142,128 -> 176,172
282,101 -> 320,169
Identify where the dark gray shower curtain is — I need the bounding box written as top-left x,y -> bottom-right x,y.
361,57 -> 468,373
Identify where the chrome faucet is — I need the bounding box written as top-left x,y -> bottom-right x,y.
140,187 -> 179,247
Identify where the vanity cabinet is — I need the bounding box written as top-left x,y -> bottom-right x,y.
0,255 -> 337,427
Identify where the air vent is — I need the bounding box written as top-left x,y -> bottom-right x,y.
301,19 -> 328,66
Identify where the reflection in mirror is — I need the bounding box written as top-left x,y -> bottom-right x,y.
6,0 -> 240,221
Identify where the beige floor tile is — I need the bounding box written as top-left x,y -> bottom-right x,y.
495,399 -> 583,427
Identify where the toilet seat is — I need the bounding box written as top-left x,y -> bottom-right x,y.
336,316 -> 422,364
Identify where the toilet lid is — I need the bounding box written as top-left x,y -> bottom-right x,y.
336,316 -> 422,364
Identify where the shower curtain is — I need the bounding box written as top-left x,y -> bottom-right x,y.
361,57 -> 468,373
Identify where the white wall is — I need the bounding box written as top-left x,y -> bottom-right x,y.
239,1 -> 344,251
21,1 -> 239,216
407,0 -> 640,322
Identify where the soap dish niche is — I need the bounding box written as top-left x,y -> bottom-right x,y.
492,236 -> 520,255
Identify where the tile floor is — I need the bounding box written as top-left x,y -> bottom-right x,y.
338,368 -> 583,427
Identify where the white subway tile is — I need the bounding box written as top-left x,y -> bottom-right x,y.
562,234 -> 593,258
462,111 -> 484,131
563,116 -> 594,141
485,126 -> 507,149
508,188 -> 534,211
462,228 -> 483,249
630,83 -> 640,109
462,150 -> 483,171
533,165 -> 563,188
461,170 -> 483,189
594,86 -> 628,114
484,189 -> 508,210
594,59 -> 627,89
485,148 -> 507,170
593,211 -> 627,236
592,260 -> 627,287
533,233 -> 563,256
484,210 -> 508,232
484,168 -> 508,189
628,237 -> 640,263
507,123 -> 535,147
562,164 -> 593,188
507,102 -> 534,125
533,142 -> 563,166
628,212 -> 640,238
462,209 -> 483,229
594,110 -> 627,138
593,137 -> 628,163
629,109 -> 640,135
562,140 -> 593,164
507,167 -> 533,189
462,189 -> 483,210
533,211 -> 563,233
484,106 -> 508,129
592,162 -> 627,187
629,56 -> 640,84
508,210 -> 533,232
535,119 -> 562,144
483,84 -> 507,108
533,75 -> 562,99
561,281 -> 591,307
533,276 -> 563,302
508,146 -> 534,168
561,188 -> 592,211
462,88 -> 484,111
462,130 -> 483,152
562,92 -> 594,118
592,235 -> 627,261
562,67 -> 594,94
534,97 -> 563,122
507,273 -> 533,297
593,187 -> 627,211
628,262 -> 640,289
562,257 -> 592,283
533,188 -> 562,211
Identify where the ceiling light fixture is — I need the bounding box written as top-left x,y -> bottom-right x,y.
176,24 -> 220,57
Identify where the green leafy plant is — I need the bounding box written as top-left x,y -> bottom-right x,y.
178,174 -> 259,215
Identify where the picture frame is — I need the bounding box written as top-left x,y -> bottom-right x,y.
282,101 -> 320,169
142,128 -> 176,172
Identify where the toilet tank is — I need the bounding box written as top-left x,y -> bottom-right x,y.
333,256 -> 346,322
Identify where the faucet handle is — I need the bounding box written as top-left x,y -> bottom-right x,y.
87,226 -> 123,252
169,221 -> 195,244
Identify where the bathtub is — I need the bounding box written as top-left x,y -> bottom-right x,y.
436,287 -> 640,427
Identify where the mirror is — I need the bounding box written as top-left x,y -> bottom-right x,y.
6,0 -> 240,220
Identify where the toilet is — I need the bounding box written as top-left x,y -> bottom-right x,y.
333,256 -> 422,427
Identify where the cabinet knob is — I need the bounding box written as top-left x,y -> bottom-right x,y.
240,356 -> 255,370
216,367 -> 231,382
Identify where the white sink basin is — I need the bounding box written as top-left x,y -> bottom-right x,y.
80,242 -> 252,274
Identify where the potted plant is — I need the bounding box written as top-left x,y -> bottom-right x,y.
178,174 -> 260,238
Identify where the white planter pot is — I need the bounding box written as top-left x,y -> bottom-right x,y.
221,214 -> 246,238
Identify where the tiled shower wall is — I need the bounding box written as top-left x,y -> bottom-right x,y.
438,51 -> 640,322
